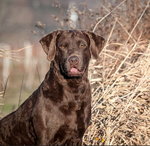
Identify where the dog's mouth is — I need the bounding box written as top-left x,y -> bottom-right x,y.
68,67 -> 84,77
60,63 -> 85,78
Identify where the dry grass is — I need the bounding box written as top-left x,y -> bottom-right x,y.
83,40 -> 150,145
82,1 -> 150,145
83,26 -> 150,146
0,91 -> 4,116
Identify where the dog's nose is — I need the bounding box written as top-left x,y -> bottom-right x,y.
68,56 -> 79,65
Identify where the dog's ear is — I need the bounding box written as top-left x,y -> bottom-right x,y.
39,30 -> 61,61
83,31 -> 105,59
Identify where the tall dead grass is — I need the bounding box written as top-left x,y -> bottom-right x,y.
83,39 -> 150,145
82,1 -> 150,144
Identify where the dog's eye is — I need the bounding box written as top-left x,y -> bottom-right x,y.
59,44 -> 67,49
79,42 -> 87,49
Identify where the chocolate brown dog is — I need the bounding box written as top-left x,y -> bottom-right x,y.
0,30 -> 105,145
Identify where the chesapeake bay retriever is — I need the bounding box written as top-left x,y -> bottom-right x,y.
0,30 -> 105,145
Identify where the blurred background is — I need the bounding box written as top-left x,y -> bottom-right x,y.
0,0 -> 150,145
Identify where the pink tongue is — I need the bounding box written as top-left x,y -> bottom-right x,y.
70,68 -> 78,74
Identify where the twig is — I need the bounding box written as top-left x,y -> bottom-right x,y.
1,76 -> 9,114
92,0 -> 127,32
36,65 -> 41,83
124,0 -> 150,45
2,76 -> 9,99
102,19 -> 117,81
18,74 -> 24,107
102,5 -> 136,43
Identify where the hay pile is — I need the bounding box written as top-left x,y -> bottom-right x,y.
83,40 -> 150,145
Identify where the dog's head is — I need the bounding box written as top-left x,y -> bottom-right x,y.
40,30 -> 105,78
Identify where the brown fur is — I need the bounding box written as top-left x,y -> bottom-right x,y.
0,30 -> 104,145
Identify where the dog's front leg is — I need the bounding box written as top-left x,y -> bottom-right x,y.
36,131 -> 50,145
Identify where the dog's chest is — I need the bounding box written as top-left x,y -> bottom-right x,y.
41,81 -> 90,143
59,85 -> 86,112
49,93 -> 87,144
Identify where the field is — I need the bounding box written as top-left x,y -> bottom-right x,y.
0,0 -> 150,145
